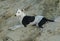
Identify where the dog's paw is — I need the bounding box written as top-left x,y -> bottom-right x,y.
8,27 -> 16,31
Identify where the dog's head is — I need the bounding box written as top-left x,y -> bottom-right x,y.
15,9 -> 26,17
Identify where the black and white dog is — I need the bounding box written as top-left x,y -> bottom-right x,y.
9,9 -> 55,30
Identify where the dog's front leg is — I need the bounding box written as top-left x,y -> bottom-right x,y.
8,25 -> 24,30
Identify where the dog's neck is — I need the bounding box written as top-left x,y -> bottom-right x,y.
21,13 -> 26,18
18,13 -> 26,23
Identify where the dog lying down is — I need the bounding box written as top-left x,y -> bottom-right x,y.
9,9 -> 55,30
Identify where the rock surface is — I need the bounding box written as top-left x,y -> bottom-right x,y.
0,0 -> 60,41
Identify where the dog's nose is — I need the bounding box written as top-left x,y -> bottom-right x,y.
15,15 -> 16,16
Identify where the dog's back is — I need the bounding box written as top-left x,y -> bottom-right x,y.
22,16 -> 35,27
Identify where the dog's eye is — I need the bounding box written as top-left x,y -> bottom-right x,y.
18,12 -> 20,13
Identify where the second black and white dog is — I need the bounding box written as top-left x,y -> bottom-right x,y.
9,9 -> 54,30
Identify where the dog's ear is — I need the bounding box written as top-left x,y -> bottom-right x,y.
21,9 -> 24,11
17,8 -> 21,12
17,8 -> 20,11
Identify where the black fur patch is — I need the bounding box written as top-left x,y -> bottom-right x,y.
38,17 -> 54,28
22,16 -> 35,27
38,17 -> 48,28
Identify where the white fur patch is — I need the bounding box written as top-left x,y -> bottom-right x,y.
16,9 -> 26,17
16,9 -> 26,23
35,16 -> 44,26
29,16 -> 44,26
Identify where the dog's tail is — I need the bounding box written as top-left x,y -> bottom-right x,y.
44,17 -> 54,22
47,17 -> 60,22
47,19 -> 54,22
44,16 -> 60,22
